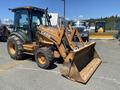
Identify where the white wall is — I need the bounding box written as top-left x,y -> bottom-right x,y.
49,13 -> 59,26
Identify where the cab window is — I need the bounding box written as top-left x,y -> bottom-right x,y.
31,11 -> 49,26
15,10 -> 29,30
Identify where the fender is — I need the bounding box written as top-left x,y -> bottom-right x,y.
10,32 -> 26,43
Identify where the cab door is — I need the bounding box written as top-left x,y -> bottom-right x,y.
14,10 -> 32,42
31,11 -> 43,41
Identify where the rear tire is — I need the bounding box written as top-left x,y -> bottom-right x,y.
7,35 -> 24,60
35,47 -> 54,69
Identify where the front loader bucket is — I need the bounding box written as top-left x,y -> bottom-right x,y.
60,42 -> 102,84
89,32 -> 115,39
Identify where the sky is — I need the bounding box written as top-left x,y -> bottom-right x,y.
0,0 -> 120,21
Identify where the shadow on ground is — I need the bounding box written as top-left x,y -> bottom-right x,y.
22,55 -> 64,70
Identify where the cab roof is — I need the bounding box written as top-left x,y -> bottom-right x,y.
10,6 -> 46,12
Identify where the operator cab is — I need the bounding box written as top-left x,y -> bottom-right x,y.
95,21 -> 105,33
10,6 -> 51,42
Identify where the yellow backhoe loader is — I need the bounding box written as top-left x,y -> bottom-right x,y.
7,6 -> 101,83
89,21 -> 115,39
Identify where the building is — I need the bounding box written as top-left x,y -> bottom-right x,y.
49,13 -> 68,26
3,18 -> 13,25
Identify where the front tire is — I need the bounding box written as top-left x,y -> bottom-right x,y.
35,47 -> 54,69
7,35 -> 24,60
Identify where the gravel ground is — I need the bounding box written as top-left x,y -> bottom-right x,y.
0,40 -> 120,90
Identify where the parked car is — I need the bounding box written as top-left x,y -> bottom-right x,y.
72,21 -> 89,42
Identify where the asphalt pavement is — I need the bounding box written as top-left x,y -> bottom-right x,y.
0,40 -> 120,90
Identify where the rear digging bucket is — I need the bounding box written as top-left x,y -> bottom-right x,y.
60,42 -> 102,84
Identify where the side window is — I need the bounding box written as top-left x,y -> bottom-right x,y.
15,10 -> 29,30
32,16 -> 40,25
31,11 -> 49,26
41,14 -> 48,25
19,14 -> 29,28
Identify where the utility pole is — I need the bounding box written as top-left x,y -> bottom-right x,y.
61,0 -> 66,19
64,0 -> 66,19
0,19 -> 1,25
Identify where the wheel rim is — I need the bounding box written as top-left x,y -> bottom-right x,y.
38,55 -> 46,65
8,41 -> 16,55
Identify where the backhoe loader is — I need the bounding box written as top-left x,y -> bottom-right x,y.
89,21 -> 116,39
7,6 -> 101,83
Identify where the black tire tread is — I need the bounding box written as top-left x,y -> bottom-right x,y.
35,47 -> 53,69
7,35 -> 24,60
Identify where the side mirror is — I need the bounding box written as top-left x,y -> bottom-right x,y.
49,15 -> 52,19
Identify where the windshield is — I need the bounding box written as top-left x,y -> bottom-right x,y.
96,22 -> 105,29
32,11 -> 50,26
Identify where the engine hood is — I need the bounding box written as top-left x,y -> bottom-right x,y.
37,25 -> 60,36
37,26 -> 64,36
37,25 -> 64,44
